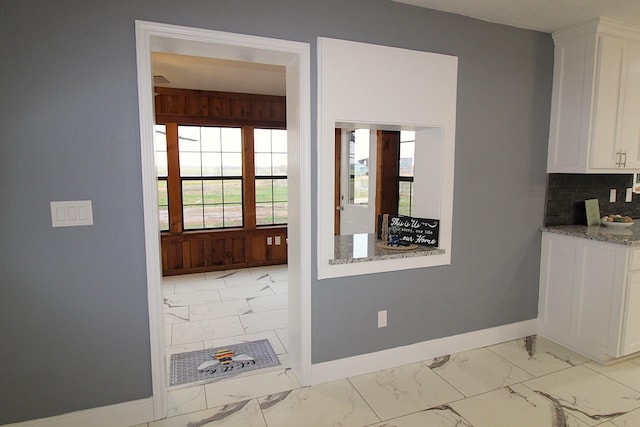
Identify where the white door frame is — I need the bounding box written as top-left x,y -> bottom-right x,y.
134,21 -> 312,420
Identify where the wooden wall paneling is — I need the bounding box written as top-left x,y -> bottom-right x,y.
251,234 -> 268,264
155,87 -> 286,128
272,232 -> 287,261
209,96 -> 229,119
230,98 -> 251,119
182,240 -> 191,270
271,100 -> 286,122
229,237 -> 246,266
210,237 -> 226,267
190,238 -> 206,268
186,94 -> 209,116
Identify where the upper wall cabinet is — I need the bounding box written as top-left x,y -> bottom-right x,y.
548,18 -> 640,173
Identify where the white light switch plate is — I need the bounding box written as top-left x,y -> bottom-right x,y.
626,188 -> 633,202
50,200 -> 93,227
610,189 -> 617,203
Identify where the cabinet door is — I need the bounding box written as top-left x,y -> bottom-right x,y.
538,233 -> 576,343
621,271 -> 640,355
620,41 -> 640,169
590,35 -> 627,169
571,242 -> 627,358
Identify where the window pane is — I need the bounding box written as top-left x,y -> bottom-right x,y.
399,140 -> 415,177
398,181 -> 413,216
254,128 -> 272,152
178,126 -> 201,152
182,180 -> 203,206
255,179 -> 273,203
222,153 -> 242,176
157,180 -> 168,232
254,153 -> 272,176
183,206 -> 204,230
271,130 -> 287,153
203,205 -> 224,229
201,127 -> 222,152
154,125 -> 167,151
273,179 -> 287,202
272,153 -> 287,175
223,179 -> 243,204
159,206 -> 169,231
154,125 -> 168,177
203,180 -> 223,204
349,129 -> 369,205
201,152 -> 222,177
220,127 -> 242,152
222,203 -> 243,227
255,202 -> 273,226
180,152 -> 202,177
273,202 -> 288,224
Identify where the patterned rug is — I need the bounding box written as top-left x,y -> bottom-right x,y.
170,339 -> 280,386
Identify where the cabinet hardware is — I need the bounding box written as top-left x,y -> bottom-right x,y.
622,151 -> 627,167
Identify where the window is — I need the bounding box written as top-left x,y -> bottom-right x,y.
254,128 -> 288,226
156,124 -> 287,232
398,131 -> 415,216
179,126 -> 243,230
154,125 -> 169,231
349,129 -> 370,206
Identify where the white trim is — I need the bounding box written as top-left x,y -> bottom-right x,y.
310,319 -> 538,384
316,38 -> 458,279
134,21 -> 312,419
135,21 -> 167,421
3,398 -> 153,427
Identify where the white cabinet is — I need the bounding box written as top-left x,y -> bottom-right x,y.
548,18 -> 640,173
538,232 -> 640,363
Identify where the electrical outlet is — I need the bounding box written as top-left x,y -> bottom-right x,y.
267,237 -> 273,245
377,310 -> 387,328
610,189 -> 617,203
626,188 -> 633,202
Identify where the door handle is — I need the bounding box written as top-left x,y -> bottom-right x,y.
336,206 -> 344,211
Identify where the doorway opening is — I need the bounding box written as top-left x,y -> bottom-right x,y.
135,21 -> 311,420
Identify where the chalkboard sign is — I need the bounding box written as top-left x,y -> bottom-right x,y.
377,215 -> 440,247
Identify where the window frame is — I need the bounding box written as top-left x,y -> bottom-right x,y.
156,123 -> 287,233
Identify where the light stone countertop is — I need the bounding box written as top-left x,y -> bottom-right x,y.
542,222 -> 640,246
330,233 -> 444,264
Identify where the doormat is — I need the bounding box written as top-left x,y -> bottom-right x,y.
170,339 -> 280,386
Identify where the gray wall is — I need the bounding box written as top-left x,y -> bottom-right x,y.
0,0 -> 552,423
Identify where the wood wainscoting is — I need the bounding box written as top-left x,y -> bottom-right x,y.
161,227 -> 287,276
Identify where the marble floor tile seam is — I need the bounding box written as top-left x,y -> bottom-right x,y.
483,339 -> 591,376
581,361 -> 640,394
481,344 -> 582,379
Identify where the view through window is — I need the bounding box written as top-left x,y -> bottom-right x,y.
154,124 -> 287,232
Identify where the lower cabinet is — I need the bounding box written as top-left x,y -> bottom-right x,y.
539,232 -> 640,363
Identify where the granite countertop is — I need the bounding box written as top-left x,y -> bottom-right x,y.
542,222 -> 640,246
330,233 -> 445,264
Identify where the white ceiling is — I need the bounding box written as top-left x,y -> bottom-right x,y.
392,0 -> 640,33
152,52 -> 286,96
153,1 -> 640,96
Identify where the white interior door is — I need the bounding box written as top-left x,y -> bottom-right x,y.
339,128 -> 377,235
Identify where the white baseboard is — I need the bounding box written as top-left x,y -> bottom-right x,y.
311,319 -> 538,384
4,398 -> 153,427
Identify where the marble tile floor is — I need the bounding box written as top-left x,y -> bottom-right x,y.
162,265 -> 292,417
132,334 -> 640,427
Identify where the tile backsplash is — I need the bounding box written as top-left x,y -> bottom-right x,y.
545,173 -> 639,226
